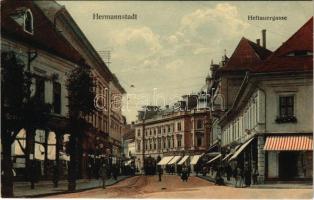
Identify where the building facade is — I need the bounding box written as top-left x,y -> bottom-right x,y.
208,18 -> 313,184
1,0 -> 126,181
134,103 -> 211,171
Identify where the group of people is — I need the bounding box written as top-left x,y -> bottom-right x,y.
211,162 -> 259,187
157,165 -> 190,182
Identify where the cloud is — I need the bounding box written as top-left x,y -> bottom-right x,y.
179,3 -> 249,42
111,26 -> 162,55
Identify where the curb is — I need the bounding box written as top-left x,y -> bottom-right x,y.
196,175 -> 313,189
14,176 -> 135,198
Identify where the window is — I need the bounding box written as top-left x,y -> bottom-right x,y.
158,139 -> 161,149
154,142 -> 156,150
137,129 -> 141,137
53,82 -> 61,114
279,96 -> 294,117
177,122 -> 181,131
163,141 -> 166,149
24,10 -> 33,34
197,137 -> 202,147
168,126 -> 170,132
167,139 -> 171,148
177,139 -> 181,147
137,141 -> 141,151
35,76 -> 45,104
276,95 -> 297,123
196,120 -> 203,129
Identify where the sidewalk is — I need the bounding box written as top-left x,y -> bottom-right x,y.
196,175 -> 313,189
13,176 -> 131,198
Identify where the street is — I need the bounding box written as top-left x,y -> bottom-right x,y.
48,175 -> 313,199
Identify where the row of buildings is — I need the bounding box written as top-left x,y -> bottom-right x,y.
1,0 -> 127,181
134,18 -> 313,183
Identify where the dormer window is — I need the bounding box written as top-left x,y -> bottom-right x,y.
286,50 -> 313,57
24,9 -> 33,34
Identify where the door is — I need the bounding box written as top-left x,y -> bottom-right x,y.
279,151 -> 298,180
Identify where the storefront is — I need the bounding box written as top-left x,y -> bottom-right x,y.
264,135 -> 313,181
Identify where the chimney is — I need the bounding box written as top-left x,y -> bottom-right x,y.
256,39 -> 260,46
262,29 -> 266,48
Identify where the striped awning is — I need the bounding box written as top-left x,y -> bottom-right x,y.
177,155 -> 189,165
157,156 -> 174,165
190,153 -> 204,165
207,154 -> 221,164
264,135 -> 313,151
168,156 -> 182,165
229,138 -> 254,161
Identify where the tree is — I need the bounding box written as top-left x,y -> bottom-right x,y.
66,63 -> 95,191
1,51 -> 52,197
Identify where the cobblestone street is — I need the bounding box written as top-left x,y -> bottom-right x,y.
48,175 -> 313,199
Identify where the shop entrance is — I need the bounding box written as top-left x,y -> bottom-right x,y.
279,151 -> 298,180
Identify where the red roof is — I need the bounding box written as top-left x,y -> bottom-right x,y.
218,37 -> 272,72
252,17 -> 313,73
1,0 -> 84,65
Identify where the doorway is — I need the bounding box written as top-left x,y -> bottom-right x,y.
279,151 -> 298,180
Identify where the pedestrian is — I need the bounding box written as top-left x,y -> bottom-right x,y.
158,166 -> 163,182
52,164 -> 59,188
87,164 -> 92,180
226,165 -> 232,181
244,162 -> 251,187
99,163 -> 107,189
236,166 -> 243,188
252,162 -> 259,185
181,165 -> 188,182
232,166 -> 238,187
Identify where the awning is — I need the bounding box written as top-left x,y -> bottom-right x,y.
190,153 -> 204,165
207,154 -> 221,164
207,141 -> 219,153
222,153 -> 232,161
168,156 -> 181,165
157,156 -> 174,165
222,145 -> 241,161
229,137 -> 254,161
177,155 -> 189,165
264,135 -> 313,151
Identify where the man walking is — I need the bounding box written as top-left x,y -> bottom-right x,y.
99,163 -> 107,189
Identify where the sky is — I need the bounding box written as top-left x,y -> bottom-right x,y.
58,1 -> 313,123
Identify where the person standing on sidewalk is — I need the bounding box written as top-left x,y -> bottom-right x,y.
99,163 -> 107,189
158,166 -> 163,182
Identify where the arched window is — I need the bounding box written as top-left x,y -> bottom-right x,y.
24,9 -> 33,34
